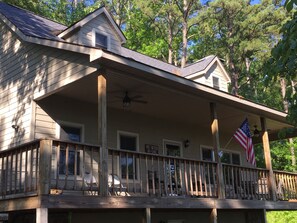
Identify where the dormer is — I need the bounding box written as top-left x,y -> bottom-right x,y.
182,55 -> 231,92
58,7 -> 126,54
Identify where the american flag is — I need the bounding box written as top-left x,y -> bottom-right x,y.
233,118 -> 256,166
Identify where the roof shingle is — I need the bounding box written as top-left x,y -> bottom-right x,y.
0,2 -> 66,41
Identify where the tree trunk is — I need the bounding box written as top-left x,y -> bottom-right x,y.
181,0 -> 188,68
168,10 -> 173,64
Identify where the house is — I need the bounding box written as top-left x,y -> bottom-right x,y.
0,2 -> 296,223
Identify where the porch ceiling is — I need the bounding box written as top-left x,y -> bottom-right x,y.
44,66 -> 294,142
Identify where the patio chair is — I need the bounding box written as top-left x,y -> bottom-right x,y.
84,172 -> 98,195
108,174 -> 130,196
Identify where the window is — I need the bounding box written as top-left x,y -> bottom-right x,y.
221,151 -> 241,165
118,132 -> 138,180
212,76 -> 220,90
201,147 -> 214,162
93,29 -> 109,50
164,140 -> 182,192
59,125 -> 82,176
165,141 -> 182,157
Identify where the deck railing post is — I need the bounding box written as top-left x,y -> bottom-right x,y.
98,73 -> 108,196
261,117 -> 277,201
38,139 -> 52,195
210,102 -> 225,199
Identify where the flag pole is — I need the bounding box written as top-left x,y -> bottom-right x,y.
223,136 -> 234,150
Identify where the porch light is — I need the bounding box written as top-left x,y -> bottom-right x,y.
184,139 -> 190,148
253,125 -> 260,138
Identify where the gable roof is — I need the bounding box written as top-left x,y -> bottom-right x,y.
182,55 -> 231,83
0,2 -> 66,41
58,7 -> 126,44
0,2 -> 227,81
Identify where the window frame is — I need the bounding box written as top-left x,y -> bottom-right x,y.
92,28 -> 110,50
163,139 -> 183,157
55,121 -> 85,178
200,145 -> 241,165
117,130 -> 139,182
200,145 -> 215,162
212,76 -> 220,90
221,149 -> 241,166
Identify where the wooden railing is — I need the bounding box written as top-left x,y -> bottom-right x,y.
222,164 -> 270,200
50,140 -> 100,194
0,139 -> 297,201
274,170 -> 297,200
0,140 -> 39,199
108,148 -> 218,197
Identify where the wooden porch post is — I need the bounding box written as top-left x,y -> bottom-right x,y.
209,208 -> 218,223
38,139 -> 52,195
145,208 -> 151,223
36,208 -> 48,223
98,74 -> 108,196
210,102 -> 225,199
260,117 -> 277,201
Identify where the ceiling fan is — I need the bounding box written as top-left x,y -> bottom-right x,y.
120,91 -> 147,108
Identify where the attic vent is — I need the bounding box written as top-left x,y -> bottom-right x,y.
95,32 -> 108,49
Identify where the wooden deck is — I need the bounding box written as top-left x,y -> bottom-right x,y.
0,139 -> 296,206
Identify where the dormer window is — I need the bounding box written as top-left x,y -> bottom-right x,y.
92,29 -> 109,50
212,76 -> 220,90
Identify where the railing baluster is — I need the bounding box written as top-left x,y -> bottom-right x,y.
162,157 -> 168,196
14,149 -> 18,194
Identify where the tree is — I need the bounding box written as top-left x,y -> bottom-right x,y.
265,0 -> 297,125
191,0 -> 287,97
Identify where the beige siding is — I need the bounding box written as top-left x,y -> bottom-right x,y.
64,14 -> 122,53
193,62 -> 229,92
35,105 -> 56,139
0,22 -> 97,150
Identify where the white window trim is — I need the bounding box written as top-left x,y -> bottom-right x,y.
92,28 -> 110,50
163,139 -> 183,157
117,130 -> 140,182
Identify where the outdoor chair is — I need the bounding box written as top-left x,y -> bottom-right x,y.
108,174 -> 130,196
84,172 -> 98,195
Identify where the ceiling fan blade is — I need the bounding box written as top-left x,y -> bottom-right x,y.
132,99 -> 148,104
130,95 -> 143,100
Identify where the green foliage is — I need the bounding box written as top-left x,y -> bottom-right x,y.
267,211 -> 297,223
191,0 -> 287,101
255,138 -> 297,171
264,0 -> 297,125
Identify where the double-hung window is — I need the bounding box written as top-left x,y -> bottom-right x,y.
59,125 -> 82,176
118,132 -> 139,180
